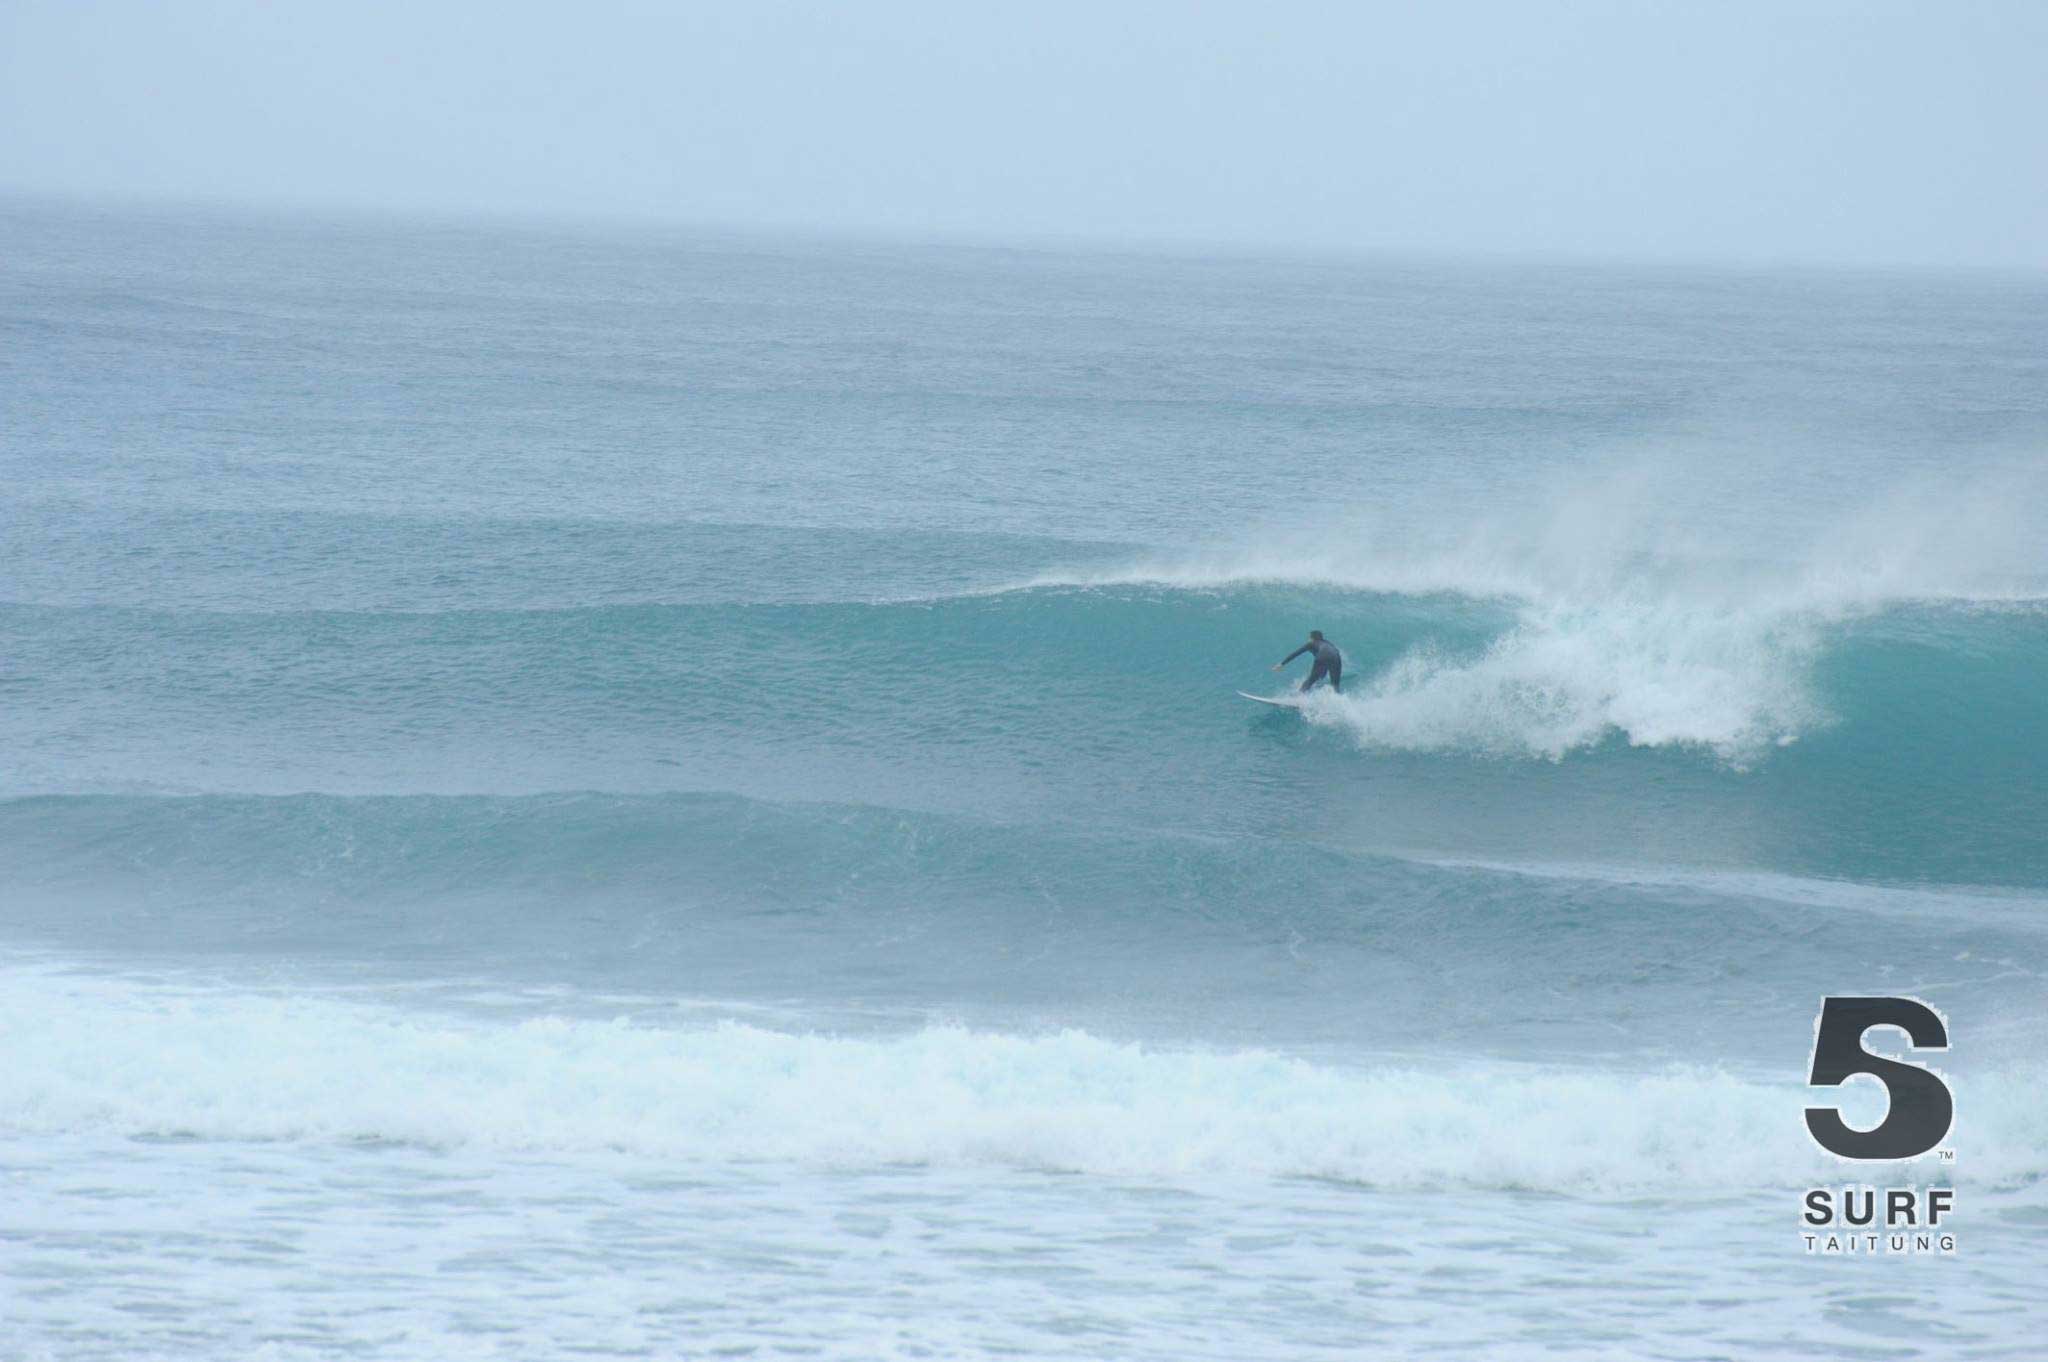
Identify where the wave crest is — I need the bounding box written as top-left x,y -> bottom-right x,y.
1025,463 -> 2047,761
5,969 -> 2043,1192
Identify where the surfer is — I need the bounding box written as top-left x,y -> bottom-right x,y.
1273,630 -> 1342,694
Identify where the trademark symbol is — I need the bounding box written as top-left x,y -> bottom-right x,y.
1938,1149 -> 1956,1161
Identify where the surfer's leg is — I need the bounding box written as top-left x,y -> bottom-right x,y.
1329,662 -> 1342,694
1302,661 -> 1329,692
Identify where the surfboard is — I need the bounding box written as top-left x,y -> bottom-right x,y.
1238,691 -> 1305,708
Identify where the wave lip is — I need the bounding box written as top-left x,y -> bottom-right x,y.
6,969 -> 2043,1193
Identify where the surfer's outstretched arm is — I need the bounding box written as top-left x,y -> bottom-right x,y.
1274,644 -> 1311,670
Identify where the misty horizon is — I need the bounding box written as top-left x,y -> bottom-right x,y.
4,1 -> 2044,273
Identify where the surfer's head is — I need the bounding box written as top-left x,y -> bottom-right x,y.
1308,630 -> 1323,641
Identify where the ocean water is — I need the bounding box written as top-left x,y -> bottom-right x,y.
2,199 -> 2046,1359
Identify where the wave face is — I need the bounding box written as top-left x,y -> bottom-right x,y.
8,788 -> 2045,1062
5,577 -> 2044,886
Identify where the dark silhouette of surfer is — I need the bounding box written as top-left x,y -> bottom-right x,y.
1273,631 -> 1342,693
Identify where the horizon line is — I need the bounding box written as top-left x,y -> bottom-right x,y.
7,184 -> 2044,284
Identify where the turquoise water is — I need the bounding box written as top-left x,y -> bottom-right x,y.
2,199 -> 2046,1358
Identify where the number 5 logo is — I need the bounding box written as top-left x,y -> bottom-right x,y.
1805,996 -> 1953,1160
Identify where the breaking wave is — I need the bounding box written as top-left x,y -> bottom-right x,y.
6,967 -> 2042,1192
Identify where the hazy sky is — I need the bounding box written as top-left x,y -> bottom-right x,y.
3,1 -> 2043,268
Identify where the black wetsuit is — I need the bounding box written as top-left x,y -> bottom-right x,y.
1281,639 -> 1343,693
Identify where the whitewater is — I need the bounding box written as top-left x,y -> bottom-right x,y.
2,200 -> 2045,1358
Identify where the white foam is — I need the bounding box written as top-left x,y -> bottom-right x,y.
1023,460 -> 2048,760
1308,596 -> 1827,761
5,968 -> 2042,1192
